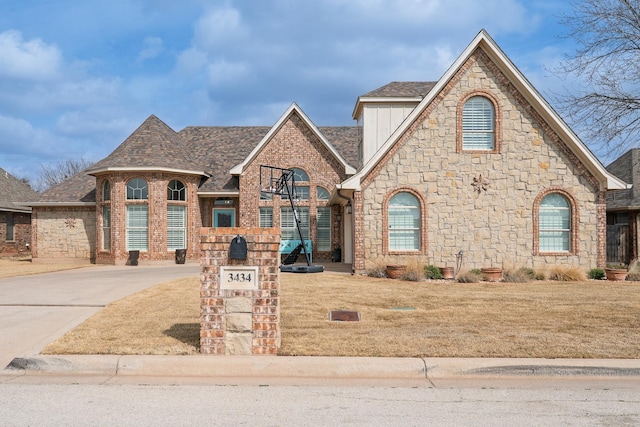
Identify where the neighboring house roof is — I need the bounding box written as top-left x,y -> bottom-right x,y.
341,29 -> 629,192
606,149 -> 640,210
31,170 -> 97,206
0,168 -> 38,213
229,103 -> 357,178
86,115 -> 208,177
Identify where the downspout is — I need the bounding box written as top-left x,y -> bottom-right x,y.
336,187 -> 355,274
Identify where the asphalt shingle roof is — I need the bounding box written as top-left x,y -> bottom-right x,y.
0,168 -> 38,212
361,81 -> 436,98
89,115 -> 198,172
36,171 -> 96,204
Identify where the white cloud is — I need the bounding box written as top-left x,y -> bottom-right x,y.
0,113 -> 59,156
193,6 -> 248,51
137,36 -> 164,62
207,60 -> 250,86
0,30 -> 62,80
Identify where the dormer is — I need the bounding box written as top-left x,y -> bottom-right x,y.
352,81 -> 435,167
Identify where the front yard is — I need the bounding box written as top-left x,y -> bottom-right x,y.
43,272 -> 640,358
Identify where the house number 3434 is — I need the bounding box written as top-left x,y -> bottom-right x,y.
220,266 -> 259,290
228,272 -> 251,283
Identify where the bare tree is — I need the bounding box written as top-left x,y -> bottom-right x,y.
37,157 -> 95,191
555,0 -> 640,157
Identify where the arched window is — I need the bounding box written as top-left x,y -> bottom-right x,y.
291,168 -> 309,182
462,96 -> 495,150
317,186 -> 330,201
167,180 -> 186,201
283,168 -> 309,200
538,193 -> 571,252
102,180 -> 111,201
126,178 -> 148,200
388,192 -> 420,251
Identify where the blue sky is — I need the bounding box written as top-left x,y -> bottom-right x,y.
0,0 -> 584,181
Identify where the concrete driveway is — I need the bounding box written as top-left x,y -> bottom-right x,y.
0,264 -> 199,369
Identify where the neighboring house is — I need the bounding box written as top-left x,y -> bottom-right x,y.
0,168 -> 38,255
605,149 -> 640,264
27,30 -> 628,271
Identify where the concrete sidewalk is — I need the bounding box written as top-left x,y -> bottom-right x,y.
3,355 -> 640,381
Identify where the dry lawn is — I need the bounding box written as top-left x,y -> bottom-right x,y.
0,257 -> 91,278
44,272 -> 640,358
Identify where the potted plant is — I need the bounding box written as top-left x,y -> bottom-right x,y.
386,264 -> 406,279
605,264 -> 628,281
439,266 -> 455,280
480,267 -> 502,282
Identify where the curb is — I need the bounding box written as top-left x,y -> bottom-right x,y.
3,356 -> 640,379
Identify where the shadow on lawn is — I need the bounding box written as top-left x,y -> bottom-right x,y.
163,323 -> 200,350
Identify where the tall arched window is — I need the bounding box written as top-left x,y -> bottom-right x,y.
388,192 -> 420,251
126,178 -> 148,251
462,96 -> 495,150
101,180 -> 111,251
539,193 -> 571,252
102,180 -> 111,201
167,180 -> 186,251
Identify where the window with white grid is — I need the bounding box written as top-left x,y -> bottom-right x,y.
126,205 -> 148,251
388,192 -> 420,251
280,207 -> 309,240
167,205 -> 186,251
539,194 -> 570,252
317,207 -> 331,251
259,207 -> 273,228
102,206 -> 111,251
462,96 -> 495,150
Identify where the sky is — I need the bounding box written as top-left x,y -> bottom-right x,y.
0,0 -> 587,183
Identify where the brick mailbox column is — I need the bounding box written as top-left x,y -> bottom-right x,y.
200,227 -> 281,355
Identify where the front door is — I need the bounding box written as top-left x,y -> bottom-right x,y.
213,209 -> 235,227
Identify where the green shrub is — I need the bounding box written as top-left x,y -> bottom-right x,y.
424,265 -> 443,279
588,268 -> 605,280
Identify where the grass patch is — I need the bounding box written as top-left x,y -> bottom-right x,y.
44,272 -> 640,358
0,257 -> 91,279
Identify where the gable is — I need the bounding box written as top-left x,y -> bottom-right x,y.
341,29 -> 627,192
230,103 -> 356,178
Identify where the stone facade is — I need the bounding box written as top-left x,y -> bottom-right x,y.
237,113 -> 347,260
31,207 -> 96,262
0,211 -> 31,255
200,227 -> 280,355
354,50 -> 604,272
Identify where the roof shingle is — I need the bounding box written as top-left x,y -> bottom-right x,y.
0,168 -> 39,212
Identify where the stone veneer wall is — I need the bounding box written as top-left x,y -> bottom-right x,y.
200,227 -> 280,355
355,49 -> 604,272
237,113 -> 347,261
31,207 -> 96,262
